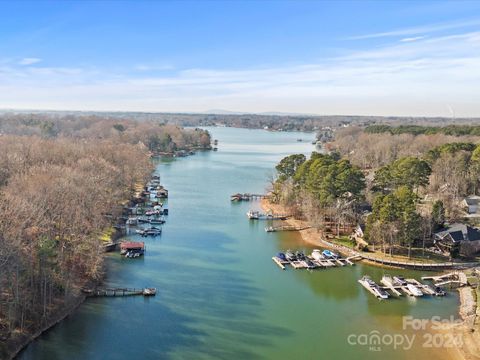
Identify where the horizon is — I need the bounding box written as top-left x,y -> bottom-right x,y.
1,1 -> 480,117
1,107 -> 480,120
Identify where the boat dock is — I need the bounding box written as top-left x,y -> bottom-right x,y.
272,256 -> 287,270
380,277 -> 403,296
362,275 -> 448,299
359,280 -> 383,299
407,278 -> 438,295
83,287 -> 157,297
271,253 -> 359,271
421,272 -> 468,287
231,193 -> 270,201
247,210 -> 290,220
358,277 -> 389,299
265,225 -> 311,232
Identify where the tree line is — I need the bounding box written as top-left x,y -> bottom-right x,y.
365,124 -> 480,137
0,116 -> 210,357
273,128 -> 480,259
273,152 -> 365,236
0,113 -> 212,154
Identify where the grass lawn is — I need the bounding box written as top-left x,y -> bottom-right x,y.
364,247 -> 451,263
330,236 -> 356,249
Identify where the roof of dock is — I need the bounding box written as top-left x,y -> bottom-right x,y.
120,241 -> 145,249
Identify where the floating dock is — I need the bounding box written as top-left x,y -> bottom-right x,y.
272,256 -> 287,270
362,276 -> 447,299
358,277 -> 389,300
265,225 -> 311,232
272,252 -> 359,271
247,210 -> 290,220
422,272 -> 468,287
407,278 -> 437,295
380,276 -> 403,296
231,193 -> 269,201
83,287 -> 156,297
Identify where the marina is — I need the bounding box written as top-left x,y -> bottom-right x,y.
271,249 -> 359,270
246,210 -> 290,220
359,274 -> 448,300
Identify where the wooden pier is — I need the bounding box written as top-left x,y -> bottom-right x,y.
83,287 -> 156,297
271,253 -> 359,271
231,193 -> 270,201
265,225 -> 311,232
422,272 -> 468,287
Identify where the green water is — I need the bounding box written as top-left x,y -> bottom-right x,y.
19,128 -> 460,360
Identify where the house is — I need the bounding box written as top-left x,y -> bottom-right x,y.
352,224 -> 369,250
353,224 -> 365,239
434,223 -> 480,256
462,195 -> 480,215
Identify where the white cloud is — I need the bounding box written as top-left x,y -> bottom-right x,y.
346,18 -> 480,40
18,57 -> 42,66
400,36 -> 427,42
1,30 -> 480,117
134,64 -> 175,72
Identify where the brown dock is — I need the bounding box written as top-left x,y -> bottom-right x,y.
83,287 -> 156,297
265,225 -> 311,232
231,193 -> 270,201
272,253 -> 360,271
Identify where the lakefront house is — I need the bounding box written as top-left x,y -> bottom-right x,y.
434,223 -> 480,257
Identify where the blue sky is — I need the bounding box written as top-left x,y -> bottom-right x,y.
1,0 -> 480,116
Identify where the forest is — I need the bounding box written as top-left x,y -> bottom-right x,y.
365,124 -> 480,136
3,110 -> 480,133
0,115 -> 211,357
272,125 -> 480,259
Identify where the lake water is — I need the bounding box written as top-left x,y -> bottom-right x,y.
20,127 -> 460,360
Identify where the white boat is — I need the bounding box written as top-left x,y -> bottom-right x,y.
143,288 -> 157,296
322,249 -> 338,259
359,276 -> 389,300
311,249 -> 323,261
246,210 -> 260,219
407,283 -> 424,297
126,217 -> 138,226
393,276 -> 408,286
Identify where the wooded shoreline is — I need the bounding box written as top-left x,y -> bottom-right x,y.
0,116 -> 213,359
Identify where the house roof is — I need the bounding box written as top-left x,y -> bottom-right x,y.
435,223 -> 480,243
464,195 -> 480,206
120,241 -> 145,249
467,226 -> 480,241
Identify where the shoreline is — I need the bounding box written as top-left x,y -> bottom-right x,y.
8,294 -> 86,360
7,177 -> 155,359
260,198 -> 479,270
259,199 -> 415,269
261,198 -> 478,360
